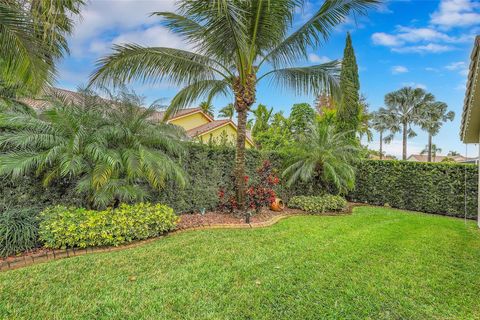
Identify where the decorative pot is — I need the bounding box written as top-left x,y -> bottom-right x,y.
270,198 -> 284,212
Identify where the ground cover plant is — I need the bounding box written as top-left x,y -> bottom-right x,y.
1,206 -> 479,319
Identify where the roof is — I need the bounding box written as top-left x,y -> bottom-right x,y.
19,87 -> 87,110
151,107 -> 214,122
186,119 -> 255,146
407,154 -> 472,163
460,35 -> 480,143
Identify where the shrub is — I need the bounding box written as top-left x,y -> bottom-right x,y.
288,195 -> 347,213
349,160 -> 478,218
0,207 -> 39,257
39,203 -> 178,249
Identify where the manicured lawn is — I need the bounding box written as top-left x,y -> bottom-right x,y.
1,207 -> 480,319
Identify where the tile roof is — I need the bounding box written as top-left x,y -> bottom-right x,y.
151,107 -> 210,122
407,154 -> 472,163
186,119 -> 231,137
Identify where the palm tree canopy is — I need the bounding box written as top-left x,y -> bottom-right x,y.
417,101 -> 454,136
89,0 -> 379,117
218,103 -> 235,119
199,101 -> 214,117
421,144 -> 442,156
283,120 -> 360,194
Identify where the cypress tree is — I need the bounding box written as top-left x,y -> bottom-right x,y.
336,32 -> 360,141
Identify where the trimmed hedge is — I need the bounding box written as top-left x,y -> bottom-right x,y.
288,195 -> 347,213
349,160 -> 478,219
39,203 -> 178,249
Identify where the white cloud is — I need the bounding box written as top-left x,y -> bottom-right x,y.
391,65 -> 408,74
372,32 -> 401,46
445,61 -> 469,77
392,43 -> 454,53
308,53 -> 331,64
401,82 -> 427,90
425,67 -> 439,72
430,0 -> 480,29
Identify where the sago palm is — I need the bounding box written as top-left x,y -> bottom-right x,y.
384,87 -> 434,160
89,0 -> 379,211
0,0 -> 84,98
0,89 -> 186,208
417,101 -> 454,162
283,121 -> 360,194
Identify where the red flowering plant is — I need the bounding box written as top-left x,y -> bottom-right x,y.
218,161 -> 280,214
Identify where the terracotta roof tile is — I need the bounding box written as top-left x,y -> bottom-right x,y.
186,119 -> 231,137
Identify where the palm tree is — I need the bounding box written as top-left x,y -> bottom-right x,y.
417,101 -> 454,162
421,144 -> 442,161
251,104 -> 273,138
384,87 -> 434,160
370,108 -> 393,160
0,89 -> 186,208
448,150 -> 460,157
0,0 -> 84,97
199,101 -> 214,117
89,0 -> 378,212
219,103 -> 235,119
283,121 -> 360,194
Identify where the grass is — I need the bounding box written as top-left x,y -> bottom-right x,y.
1,206 -> 480,319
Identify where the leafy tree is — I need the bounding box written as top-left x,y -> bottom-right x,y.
421,144 -> 442,161
89,0 -> 378,212
254,111 -> 292,150
199,101 -> 214,117
336,32 -> 360,140
218,103 -> 235,119
290,103 -> 316,136
251,104 -> 273,140
384,87 -> 434,160
283,121 -> 360,194
417,101 -> 454,162
0,0 -> 84,98
0,89 -> 186,208
370,108 -> 393,160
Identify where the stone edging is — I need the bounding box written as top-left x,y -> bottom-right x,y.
0,213 -> 312,272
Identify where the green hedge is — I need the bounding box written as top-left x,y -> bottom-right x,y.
349,160 -> 478,219
39,203 -> 178,249
288,195 -> 347,213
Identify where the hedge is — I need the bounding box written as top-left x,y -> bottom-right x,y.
349,160 -> 478,219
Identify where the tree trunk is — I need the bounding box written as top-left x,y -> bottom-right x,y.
235,108 -> 248,213
402,122 -> 407,160
428,133 -> 432,162
379,131 -> 383,160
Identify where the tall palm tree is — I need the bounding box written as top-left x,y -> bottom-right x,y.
0,0 -> 84,97
283,121 -> 360,194
421,144 -> 442,161
384,87 -> 434,160
370,108 -> 393,160
219,103 -> 235,119
199,101 -> 214,117
417,101 -> 454,162
89,0 -> 378,212
0,89 -> 186,208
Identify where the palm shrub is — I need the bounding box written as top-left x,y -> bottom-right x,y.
0,89 -> 186,208
283,121 -> 360,194
89,0 -> 379,214
0,206 -> 39,257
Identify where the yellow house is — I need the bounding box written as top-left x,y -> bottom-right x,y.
152,108 -> 254,148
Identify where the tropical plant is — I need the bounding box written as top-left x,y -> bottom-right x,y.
0,0 -> 84,98
447,150 -> 460,156
218,103 -> 235,119
383,87 -> 434,160
336,32 -> 360,141
370,108 -> 393,160
89,0 -> 379,214
251,104 -> 273,139
254,111 -> 293,150
199,101 -> 214,117
0,89 -> 186,208
290,103 -> 316,136
283,121 -> 360,194
0,205 -> 39,257
417,101 -> 454,162
421,144 -> 442,161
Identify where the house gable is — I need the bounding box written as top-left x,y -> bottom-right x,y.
168,111 -> 212,131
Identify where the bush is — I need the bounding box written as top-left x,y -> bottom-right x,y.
0,207 -> 39,257
39,203 -> 178,249
288,195 -> 347,213
349,160 -> 478,218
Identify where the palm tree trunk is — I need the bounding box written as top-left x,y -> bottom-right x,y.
235,108 -> 248,214
379,131 -> 383,160
402,122 -> 407,160
427,133 -> 432,162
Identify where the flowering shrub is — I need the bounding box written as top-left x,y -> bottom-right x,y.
218,160 -> 280,213
38,203 -> 178,249
288,195 -> 347,213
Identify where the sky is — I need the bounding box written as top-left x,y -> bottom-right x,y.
57,0 -> 480,159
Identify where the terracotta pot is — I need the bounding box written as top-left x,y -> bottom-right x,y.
270,198 -> 284,212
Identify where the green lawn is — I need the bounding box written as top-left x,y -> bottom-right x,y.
1,207 -> 480,319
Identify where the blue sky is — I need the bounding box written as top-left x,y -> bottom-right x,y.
57,0 -> 480,158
